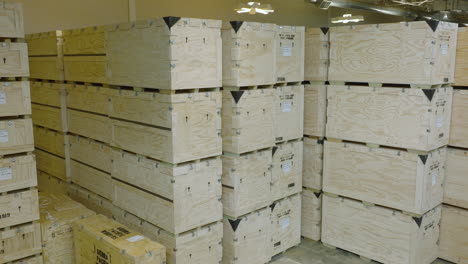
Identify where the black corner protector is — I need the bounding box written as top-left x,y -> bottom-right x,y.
230,91 -> 244,104
459,23 -> 467,28
313,191 -> 322,199
270,203 -> 276,211
272,146 -> 278,156
317,139 -> 324,144
230,21 -> 244,33
228,219 -> 242,232
426,20 -> 440,32
422,89 -> 436,102
320,27 -> 329,35
163,16 -> 181,29
419,155 -> 428,165
413,216 -> 423,228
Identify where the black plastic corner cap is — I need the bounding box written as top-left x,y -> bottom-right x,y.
419,155 -> 428,165
313,191 -> 322,199
230,91 -> 244,104
413,216 -> 423,228
422,89 -> 436,102
426,20 -> 440,32
459,23 -> 467,28
270,203 -> 276,211
228,219 -> 242,232
317,139 -> 324,145
230,21 -> 244,33
320,27 -> 329,35
163,16 -> 181,29
272,146 -> 278,156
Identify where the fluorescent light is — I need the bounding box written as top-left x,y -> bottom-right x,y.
235,2 -> 274,15
331,14 -> 364,24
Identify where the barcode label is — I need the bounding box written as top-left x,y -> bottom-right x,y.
0,168 -> 12,181
0,130 -> 8,143
126,235 -> 144,242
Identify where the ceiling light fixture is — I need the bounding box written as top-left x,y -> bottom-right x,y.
331,14 -> 364,24
235,2 -> 274,15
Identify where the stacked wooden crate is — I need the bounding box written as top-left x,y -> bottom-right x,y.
0,2 -> 42,263
438,26 -> 468,264
321,21 -> 457,264
221,21 -> 304,263
301,27 -> 329,242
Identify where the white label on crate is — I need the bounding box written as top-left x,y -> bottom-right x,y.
441,44 -> 448,55
282,46 -> 292,57
0,92 -> 5,105
280,217 -> 290,229
281,101 -> 292,112
126,235 -> 144,242
0,130 -> 8,143
0,168 -> 12,181
437,117 -> 444,128
432,172 -> 437,186
282,161 -> 292,173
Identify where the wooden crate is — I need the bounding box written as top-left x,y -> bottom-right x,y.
275,26 -> 305,83
0,42 -> 29,77
270,193 -> 301,257
68,109 -> 110,143
222,149 -> 272,218
113,179 -> 222,234
222,88 -> 275,154
304,28 -> 329,82
63,56 -> 107,84
70,160 -> 112,200
0,153 -> 36,193
444,147 -> 468,209
26,31 -> 64,81
29,56 -> 63,81
0,221 -> 42,263
0,81 -> 31,117
303,137 -> 323,190
439,204 -> 468,264
329,21 -> 458,85
30,81 -> 66,107
0,2 -> 24,38
37,170 -> 68,195
35,149 -> 67,181
272,140 -> 303,201
62,26 -> 106,55
222,21 -> 276,87
454,27 -> 468,86
31,103 -> 68,132
39,193 -> 95,264
322,194 -> 440,264
26,31 -> 62,56
223,207 -> 271,264
69,135 -> 111,173
0,118 -> 34,155
324,141 -> 445,215
67,183 -> 114,219
303,84 -> 326,138
274,85 -> 304,142
326,85 -> 453,151
449,89 -> 468,148
66,83 -> 110,115
13,255 -> 43,264
0,188 -> 39,228
301,188 -> 321,241
74,214 -> 166,264
33,126 -> 68,158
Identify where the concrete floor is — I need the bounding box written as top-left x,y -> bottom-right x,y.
273,239 -> 452,264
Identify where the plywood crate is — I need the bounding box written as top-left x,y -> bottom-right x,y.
301,188 -> 321,241
73,214 -> 166,264
222,149 -> 272,218
324,141 -> 445,215
0,118 -> 34,156
13,255 -> 43,264
0,81 -> 31,117
322,194 -> 440,264
454,27 -> 468,86
444,147 -> 468,209
222,88 -> 275,154
26,31 -> 64,81
30,81 -> 66,109
0,2 -> 24,38
329,21 -> 458,85
449,89 -> 468,148
39,193 -> 95,264
303,137 -> 323,190
0,221 -> 42,263
275,26 -> 305,83
326,85 -> 453,151
37,170 -> 68,195
270,193 -> 301,257
69,135 -> 112,173
274,85 -> 304,142
222,21 -> 276,87
35,148 -> 67,181
0,153 -> 36,193
304,28 -> 329,82
0,42 -> 29,77
68,109 -> 111,144
33,126 -> 69,158
70,160 -> 112,200
304,84 -> 326,138
439,204 -> 468,264
272,140 -> 303,201
223,207 -> 271,264
0,188 -> 39,228
67,183 -> 114,218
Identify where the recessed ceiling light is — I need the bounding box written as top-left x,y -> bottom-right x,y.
331,14 -> 365,24
235,2 -> 274,15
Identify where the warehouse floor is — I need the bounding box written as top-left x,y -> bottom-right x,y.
272,239 -> 451,264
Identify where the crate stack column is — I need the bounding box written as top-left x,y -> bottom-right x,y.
439,26 -> 468,264
301,27 -> 329,242
321,21 -> 458,264
0,2 -> 42,263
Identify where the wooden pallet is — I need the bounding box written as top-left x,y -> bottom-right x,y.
274,85 -> 304,143
301,188 -> 322,242
270,193 -> 301,257
222,21 -> 276,87
37,170 -> 69,195
322,194 -> 440,264
0,221 -> 42,263
0,117 -> 34,156
0,153 -> 36,193
329,21 -> 458,85
0,81 -> 31,118
271,140 -> 303,201
444,147 -> 468,210
438,204 -> 468,264
275,25 -> 305,84
449,89 -> 468,149
326,85 -> 453,151
0,2 -> 24,39
454,27 -> 468,87
0,188 -> 39,229
304,28 -> 329,82
223,207 -> 271,264
303,136 -> 324,190
303,84 -> 327,138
